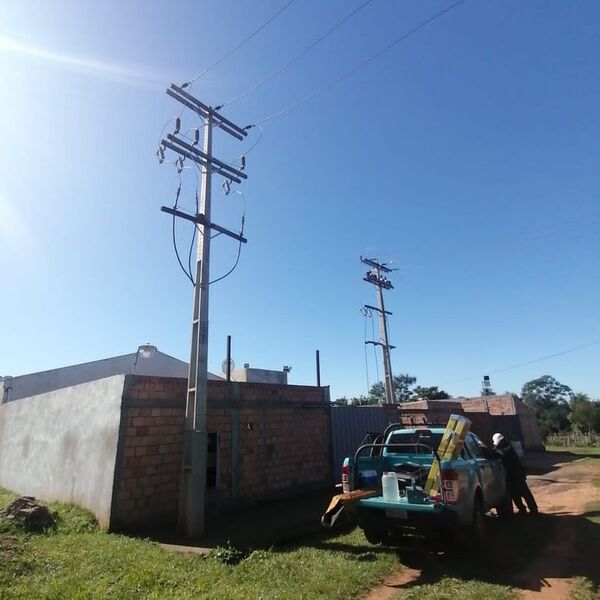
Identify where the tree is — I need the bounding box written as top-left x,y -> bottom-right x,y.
521,375 -> 572,438
395,374 -> 417,402
354,395 -> 378,406
411,386 -> 450,401
369,374 -> 417,404
369,382 -> 385,403
569,393 -> 600,434
334,395 -> 376,406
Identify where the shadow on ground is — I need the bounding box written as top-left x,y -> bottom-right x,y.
128,489 -> 336,551
524,450 -> 598,476
307,511 -> 600,594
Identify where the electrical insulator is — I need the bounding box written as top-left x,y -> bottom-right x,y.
157,147 -> 165,164
176,157 -> 184,173
223,180 -> 231,195
193,129 -> 200,145
174,117 -> 181,134
240,155 -> 246,171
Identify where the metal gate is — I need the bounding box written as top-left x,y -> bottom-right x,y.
330,406 -> 394,483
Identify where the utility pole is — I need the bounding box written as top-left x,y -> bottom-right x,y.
361,257 -> 396,404
160,84 -> 248,538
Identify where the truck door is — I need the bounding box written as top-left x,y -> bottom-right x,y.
464,433 -> 498,509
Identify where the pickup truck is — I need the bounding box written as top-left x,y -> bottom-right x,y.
341,424 -> 511,546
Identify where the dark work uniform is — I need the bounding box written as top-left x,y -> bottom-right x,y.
495,440 -> 538,514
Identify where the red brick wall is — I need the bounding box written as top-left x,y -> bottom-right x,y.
234,406 -> 329,496
466,412 -> 495,446
462,395 -> 516,415
398,400 -> 465,429
111,376 -> 331,530
116,405 -> 185,526
463,395 -> 543,449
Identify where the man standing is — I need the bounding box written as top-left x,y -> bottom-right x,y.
492,433 -> 538,515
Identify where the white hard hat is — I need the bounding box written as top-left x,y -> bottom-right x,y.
492,433 -> 504,445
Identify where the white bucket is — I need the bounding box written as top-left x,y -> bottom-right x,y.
382,472 -> 400,502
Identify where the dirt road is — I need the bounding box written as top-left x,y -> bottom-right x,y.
361,451 -> 600,599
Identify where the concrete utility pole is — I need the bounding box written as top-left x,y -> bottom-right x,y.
361,257 -> 396,404
160,84 -> 248,538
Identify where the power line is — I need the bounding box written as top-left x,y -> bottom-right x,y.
187,188 -> 199,284
209,218 -> 245,285
247,0 -> 465,128
181,0 -> 298,89
363,308 -> 371,395
221,0 -> 376,108
370,312 -> 380,385
455,339 -> 600,384
171,173 -> 195,285
210,191 -> 247,285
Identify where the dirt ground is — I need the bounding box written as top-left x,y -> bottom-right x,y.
361,451 -> 600,600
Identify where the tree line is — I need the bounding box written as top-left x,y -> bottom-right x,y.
336,373 -> 600,440
335,374 -> 450,406
521,375 -> 600,439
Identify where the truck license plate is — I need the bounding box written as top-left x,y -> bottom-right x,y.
385,509 -> 408,519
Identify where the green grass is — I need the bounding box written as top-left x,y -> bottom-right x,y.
1,487 -> 409,599
392,577 -> 517,600
570,577 -> 599,600
546,446 -> 600,457
0,488 -> 564,600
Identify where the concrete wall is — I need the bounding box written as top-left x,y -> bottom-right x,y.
231,367 -> 288,385
0,375 -> 125,527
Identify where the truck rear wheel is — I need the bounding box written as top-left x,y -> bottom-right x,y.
362,526 -> 386,545
471,495 -> 487,547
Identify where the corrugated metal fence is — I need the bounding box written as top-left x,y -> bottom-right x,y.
330,406 -> 396,482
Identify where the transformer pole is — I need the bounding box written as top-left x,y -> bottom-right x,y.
159,84 -> 248,538
361,257 -> 396,404
179,111 -> 212,539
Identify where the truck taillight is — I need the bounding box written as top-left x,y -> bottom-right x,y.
341,463 -> 350,494
441,469 -> 460,504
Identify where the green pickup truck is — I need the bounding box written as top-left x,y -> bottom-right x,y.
341,424 -> 512,546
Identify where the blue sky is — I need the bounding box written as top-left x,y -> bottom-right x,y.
1,0 -> 599,400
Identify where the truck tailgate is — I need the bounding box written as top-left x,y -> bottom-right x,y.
357,496 -> 445,514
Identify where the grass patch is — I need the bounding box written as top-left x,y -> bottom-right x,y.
0,487 -> 405,599
570,576 -> 599,600
546,446 -> 600,459
393,577 -> 517,600
545,446 -> 600,455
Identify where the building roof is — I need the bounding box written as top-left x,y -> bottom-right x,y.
2,349 -> 222,402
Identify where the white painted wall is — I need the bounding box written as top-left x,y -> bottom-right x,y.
230,367 -> 288,385
0,375 -> 125,528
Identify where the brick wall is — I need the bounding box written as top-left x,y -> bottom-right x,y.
115,404 -> 185,527
398,400 -> 465,429
462,395 -> 543,450
110,376 -> 331,530
466,412 -> 495,446
461,395 -> 516,415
